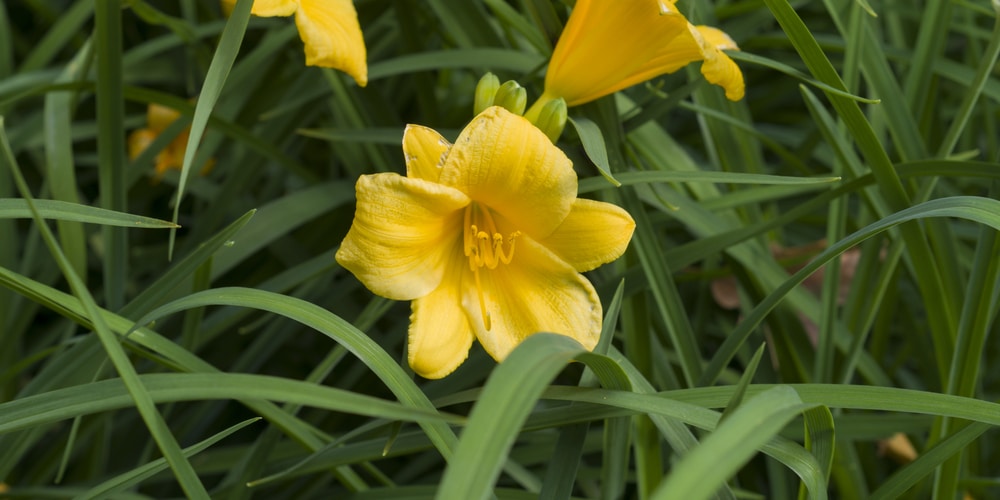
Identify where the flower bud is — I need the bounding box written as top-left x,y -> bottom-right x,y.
474,73 -> 500,115
493,80 -> 527,116
530,97 -> 567,142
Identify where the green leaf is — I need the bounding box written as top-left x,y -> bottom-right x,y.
699,195 -> 1000,387
719,343 -> 767,424
798,406 -> 835,500
169,0 -> 253,258
651,387 -> 812,500
78,417 -> 262,500
568,117 -> 620,187
0,199 -> 179,228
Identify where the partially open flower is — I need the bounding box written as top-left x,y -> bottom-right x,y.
222,0 -> 367,86
336,107 -> 635,378
529,0 -> 744,114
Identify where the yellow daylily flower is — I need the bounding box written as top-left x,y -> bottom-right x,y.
127,103 -> 214,183
336,107 -> 635,379
535,0 -> 744,110
222,0 -> 368,86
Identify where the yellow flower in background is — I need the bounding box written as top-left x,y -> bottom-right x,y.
336,107 -> 635,379
533,0 -> 744,111
128,103 -> 214,182
222,0 -> 368,86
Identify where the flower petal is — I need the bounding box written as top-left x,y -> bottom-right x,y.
439,106 -> 576,239
295,0 -> 368,86
220,0 -> 298,17
403,124 -> 451,183
127,128 -> 156,161
462,238 -> 602,362
407,249 -> 475,379
147,103 -> 181,132
693,26 -> 745,101
539,198 -> 635,272
545,0 -> 689,106
336,173 -> 470,301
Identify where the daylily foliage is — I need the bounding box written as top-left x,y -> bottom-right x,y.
336,107 -> 635,379
530,0 -> 744,115
223,0 -> 368,86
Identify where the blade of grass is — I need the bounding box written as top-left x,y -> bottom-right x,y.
0,199 -> 179,228
78,418 -> 262,500
0,373 -> 462,434
651,386 -> 811,500
873,422 -> 993,500
1,119 -> 211,498
578,171 -> 841,194
44,39 -> 92,280
936,14 -> 1000,158
700,195 -> 1000,386
436,335 -> 631,500
719,343 -> 767,423
169,0 -> 253,259
764,0 -> 957,385
621,189 -> 701,386
798,406 -> 835,500
95,0 -> 128,310
125,287 -> 460,459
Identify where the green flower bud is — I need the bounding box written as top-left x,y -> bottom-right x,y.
493,80 -> 527,116
530,97 -> 567,142
474,73 -> 500,115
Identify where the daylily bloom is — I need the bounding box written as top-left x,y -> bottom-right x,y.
128,103 -> 214,182
336,107 -> 635,379
528,0 -> 744,116
222,0 -> 367,86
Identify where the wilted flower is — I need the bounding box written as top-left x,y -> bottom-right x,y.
128,103 -> 214,182
222,0 -> 367,86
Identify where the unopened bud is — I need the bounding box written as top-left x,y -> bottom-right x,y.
531,97 -> 567,142
493,81 -> 527,116
474,73 -> 500,115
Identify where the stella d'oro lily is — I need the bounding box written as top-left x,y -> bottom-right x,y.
526,0 -> 744,121
336,107 -> 635,379
222,0 -> 367,86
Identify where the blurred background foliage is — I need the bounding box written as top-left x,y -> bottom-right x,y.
1,0 -> 999,499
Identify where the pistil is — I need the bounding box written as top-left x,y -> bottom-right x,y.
463,203 -> 520,330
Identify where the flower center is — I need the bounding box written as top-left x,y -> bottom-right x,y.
463,203 -> 521,331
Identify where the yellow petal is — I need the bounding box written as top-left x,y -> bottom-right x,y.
693,26 -> 745,101
220,0 -> 297,17
147,103 -> 181,132
407,250 -> 475,379
127,128 -> 156,161
462,237 -> 602,362
699,25 -> 739,51
295,0 -> 368,86
439,106 -> 576,239
540,198 -> 635,272
336,173 -> 470,301
545,0 -> 689,106
403,124 -> 451,183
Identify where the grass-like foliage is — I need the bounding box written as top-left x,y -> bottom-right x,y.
2,0 -> 999,499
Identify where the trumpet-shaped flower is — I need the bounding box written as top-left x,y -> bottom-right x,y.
336,107 -> 635,379
127,103 -> 214,182
537,0 -> 744,108
222,0 -> 367,86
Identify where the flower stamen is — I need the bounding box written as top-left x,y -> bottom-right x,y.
463,204 -> 521,331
